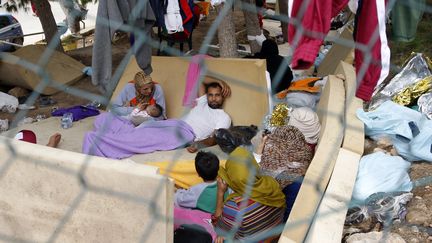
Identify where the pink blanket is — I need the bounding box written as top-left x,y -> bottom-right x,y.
174,206 -> 216,241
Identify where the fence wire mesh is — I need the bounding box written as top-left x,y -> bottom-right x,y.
1,0 -> 432,242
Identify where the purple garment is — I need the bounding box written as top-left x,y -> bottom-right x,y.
52,105 -> 100,121
82,113 -> 195,159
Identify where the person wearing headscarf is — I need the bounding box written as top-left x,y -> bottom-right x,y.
288,107 -> 321,150
259,125 -> 313,188
111,71 -> 166,118
213,147 -> 285,242
251,124 -> 315,221
257,39 -> 293,95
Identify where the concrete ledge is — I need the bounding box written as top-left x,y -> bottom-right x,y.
305,62 -> 364,242
280,75 -> 346,243
336,61 -> 365,155
0,137 -> 173,242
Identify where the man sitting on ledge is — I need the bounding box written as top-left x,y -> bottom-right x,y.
82,76 -> 231,159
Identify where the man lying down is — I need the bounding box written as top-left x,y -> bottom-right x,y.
82,77 -> 232,159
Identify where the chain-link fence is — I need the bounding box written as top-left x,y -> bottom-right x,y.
1,0 -> 432,242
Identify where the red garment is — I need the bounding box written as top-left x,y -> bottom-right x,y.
288,0 -> 390,101
354,0 -> 390,101
288,0 -> 348,69
31,1 -> 38,16
257,0 -> 266,28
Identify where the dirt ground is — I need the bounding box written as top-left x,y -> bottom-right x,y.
392,162 -> 432,242
1,6 -> 432,242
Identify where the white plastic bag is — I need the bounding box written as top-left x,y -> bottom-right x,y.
358,101 -> 432,162
352,152 -> 412,202
393,117 -> 432,162
0,91 -> 19,113
357,101 -> 422,140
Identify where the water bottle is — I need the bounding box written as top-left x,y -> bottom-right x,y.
61,112 -> 73,129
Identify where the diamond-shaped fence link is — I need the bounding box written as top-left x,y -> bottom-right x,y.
1,0 -> 432,242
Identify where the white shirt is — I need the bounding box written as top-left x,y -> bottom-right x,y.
182,95 -> 231,141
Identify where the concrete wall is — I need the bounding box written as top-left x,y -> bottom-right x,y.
305,62 -> 364,243
113,56 -> 269,126
279,74 -> 346,243
0,137 -> 173,242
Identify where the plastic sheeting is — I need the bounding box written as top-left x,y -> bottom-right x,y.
392,117 -> 432,162
351,152 -> 412,202
346,192 -> 413,225
369,53 -> 431,110
357,101 -> 432,162
418,92 -> 432,119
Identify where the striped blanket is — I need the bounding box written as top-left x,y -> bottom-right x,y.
216,196 -> 284,241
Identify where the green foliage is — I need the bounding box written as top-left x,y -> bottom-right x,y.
79,0 -> 96,8
389,14 -> 432,67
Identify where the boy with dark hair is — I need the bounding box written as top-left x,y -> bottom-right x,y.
174,151 -> 221,213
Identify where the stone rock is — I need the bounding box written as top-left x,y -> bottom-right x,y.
409,238 -> 420,243
346,231 -> 406,243
406,211 -> 430,225
7,87 -> 29,98
0,119 -> 8,132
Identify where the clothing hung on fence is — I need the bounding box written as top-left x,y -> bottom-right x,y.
92,0 -> 157,92
288,0 -> 391,101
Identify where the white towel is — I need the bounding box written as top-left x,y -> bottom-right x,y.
164,0 -> 184,34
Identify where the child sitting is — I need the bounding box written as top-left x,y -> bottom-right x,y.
174,151 -> 221,214
127,103 -> 163,126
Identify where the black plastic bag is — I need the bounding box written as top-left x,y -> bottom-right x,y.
214,125 -> 258,153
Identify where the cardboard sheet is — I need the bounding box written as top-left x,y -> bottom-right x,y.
0,45 -> 85,95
